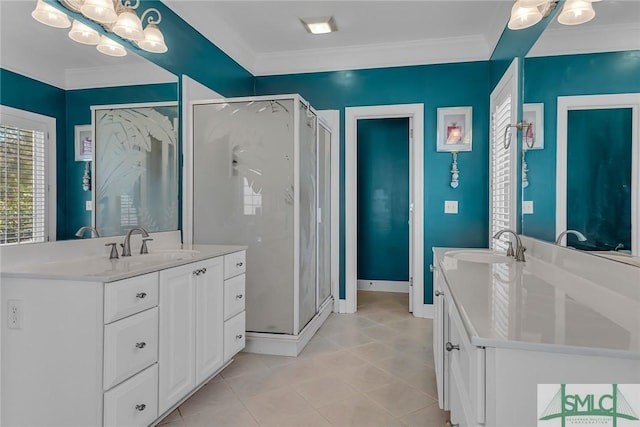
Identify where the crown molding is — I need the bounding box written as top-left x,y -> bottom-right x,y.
252,35 -> 492,76
64,62 -> 177,90
527,23 -> 640,58
162,0 -> 257,75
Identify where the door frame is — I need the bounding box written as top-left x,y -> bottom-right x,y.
344,104 -> 425,317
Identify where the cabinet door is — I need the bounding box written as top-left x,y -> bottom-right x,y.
196,257 -> 224,383
433,264 -> 448,410
159,263 -> 197,413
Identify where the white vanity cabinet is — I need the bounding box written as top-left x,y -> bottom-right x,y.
1,246 -> 246,427
158,256 -> 225,413
158,251 -> 246,416
432,248 -> 640,427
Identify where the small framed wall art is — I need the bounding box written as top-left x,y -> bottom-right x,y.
74,125 -> 93,161
437,106 -> 472,152
522,103 -> 544,150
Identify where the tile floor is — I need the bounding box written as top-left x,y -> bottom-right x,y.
158,291 -> 449,427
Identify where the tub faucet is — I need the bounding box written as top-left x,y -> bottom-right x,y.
121,227 -> 149,257
555,230 -> 587,246
75,226 -> 100,238
493,229 -> 526,262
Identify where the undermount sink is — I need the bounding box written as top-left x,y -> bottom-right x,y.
145,249 -> 200,261
445,249 -> 512,264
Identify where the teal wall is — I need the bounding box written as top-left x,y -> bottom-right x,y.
63,83 -> 178,240
357,118 -> 410,282
254,61 -> 492,303
566,108 -> 632,251
522,51 -> 640,242
0,69 -> 67,237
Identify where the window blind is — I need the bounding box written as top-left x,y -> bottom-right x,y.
0,124 -> 47,244
491,96 -> 512,253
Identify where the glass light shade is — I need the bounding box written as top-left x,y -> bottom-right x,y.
137,24 -> 168,53
508,1 -> 543,30
68,20 -> 100,45
112,8 -> 144,41
518,0 -> 548,7
63,0 -> 84,12
558,0 -> 595,25
81,0 -> 117,24
31,0 -> 71,29
96,35 -> 127,56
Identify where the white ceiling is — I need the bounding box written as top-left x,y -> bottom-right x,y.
163,0 -> 514,76
1,1 -> 638,89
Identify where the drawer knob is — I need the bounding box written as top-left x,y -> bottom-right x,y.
236,294 -> 243,299
135,342 -> 147,349
136,292 -> 147,299
135,404 -> 146,411
445,342 -> 459,352
236,262 -> 243,267
236,334 -> 243,340
201,267 -> 207,274
193,269 -> 201,276
435,290 -> 443,297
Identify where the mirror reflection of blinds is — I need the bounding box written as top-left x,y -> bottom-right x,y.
0,125 -> 47,245
491,96 -> 512,253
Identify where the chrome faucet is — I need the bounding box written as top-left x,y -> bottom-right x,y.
493,229 -> 526,262
555,230 -> 587,246
75,226 -> 100,238
121,227 -> 150,257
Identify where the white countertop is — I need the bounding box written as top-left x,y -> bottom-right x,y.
1,244 -> 246,283
434,248 -> 640,359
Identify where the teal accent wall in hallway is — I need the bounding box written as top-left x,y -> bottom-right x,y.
522,51 -> 640,242
255,61 -> 492,303
357,118 -> 410,282
566,108 -> 632,251
1,69 -> 67,237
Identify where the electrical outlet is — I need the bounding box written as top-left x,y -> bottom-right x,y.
523,200 -> 534,214
86,200 -> 93,211
444,200 -> 458,214
7,299 -> 23,329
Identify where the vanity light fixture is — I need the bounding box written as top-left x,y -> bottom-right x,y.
508,0 -> 599,30
300,16 -> 337,34
31,0 -> 168,56
31,0 -> 71,28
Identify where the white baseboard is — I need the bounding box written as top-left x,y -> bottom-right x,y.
244,297 -> 333,356
357,280 -> 409,293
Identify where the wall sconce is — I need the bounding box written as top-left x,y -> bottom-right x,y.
31,0 -> 168,57
437,106 -> 473,189
508,0 -> 597,30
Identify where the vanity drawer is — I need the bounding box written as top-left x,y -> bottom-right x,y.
104,363 -> 158,427
224,311 -> 246,362
447,298 -> 485,424
224,274 -> 245,320
104,272 -> 158,323
224,251 -> 246,279
104,307 -> 158,390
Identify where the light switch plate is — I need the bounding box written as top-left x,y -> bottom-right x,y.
444,200 -> 458,214
86,201 -> 93,211
523,200 -> 534,214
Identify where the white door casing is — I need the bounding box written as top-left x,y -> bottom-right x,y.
344,104 -> 425,317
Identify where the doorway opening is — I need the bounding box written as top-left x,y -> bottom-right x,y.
344,104 -> 425,317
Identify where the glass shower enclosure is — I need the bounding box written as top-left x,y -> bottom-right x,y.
192,95 -> 332,337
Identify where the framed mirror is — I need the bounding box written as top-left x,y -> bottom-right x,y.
520,0 -> 640,265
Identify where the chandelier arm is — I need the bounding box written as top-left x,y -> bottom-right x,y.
140,8 -> 162,25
